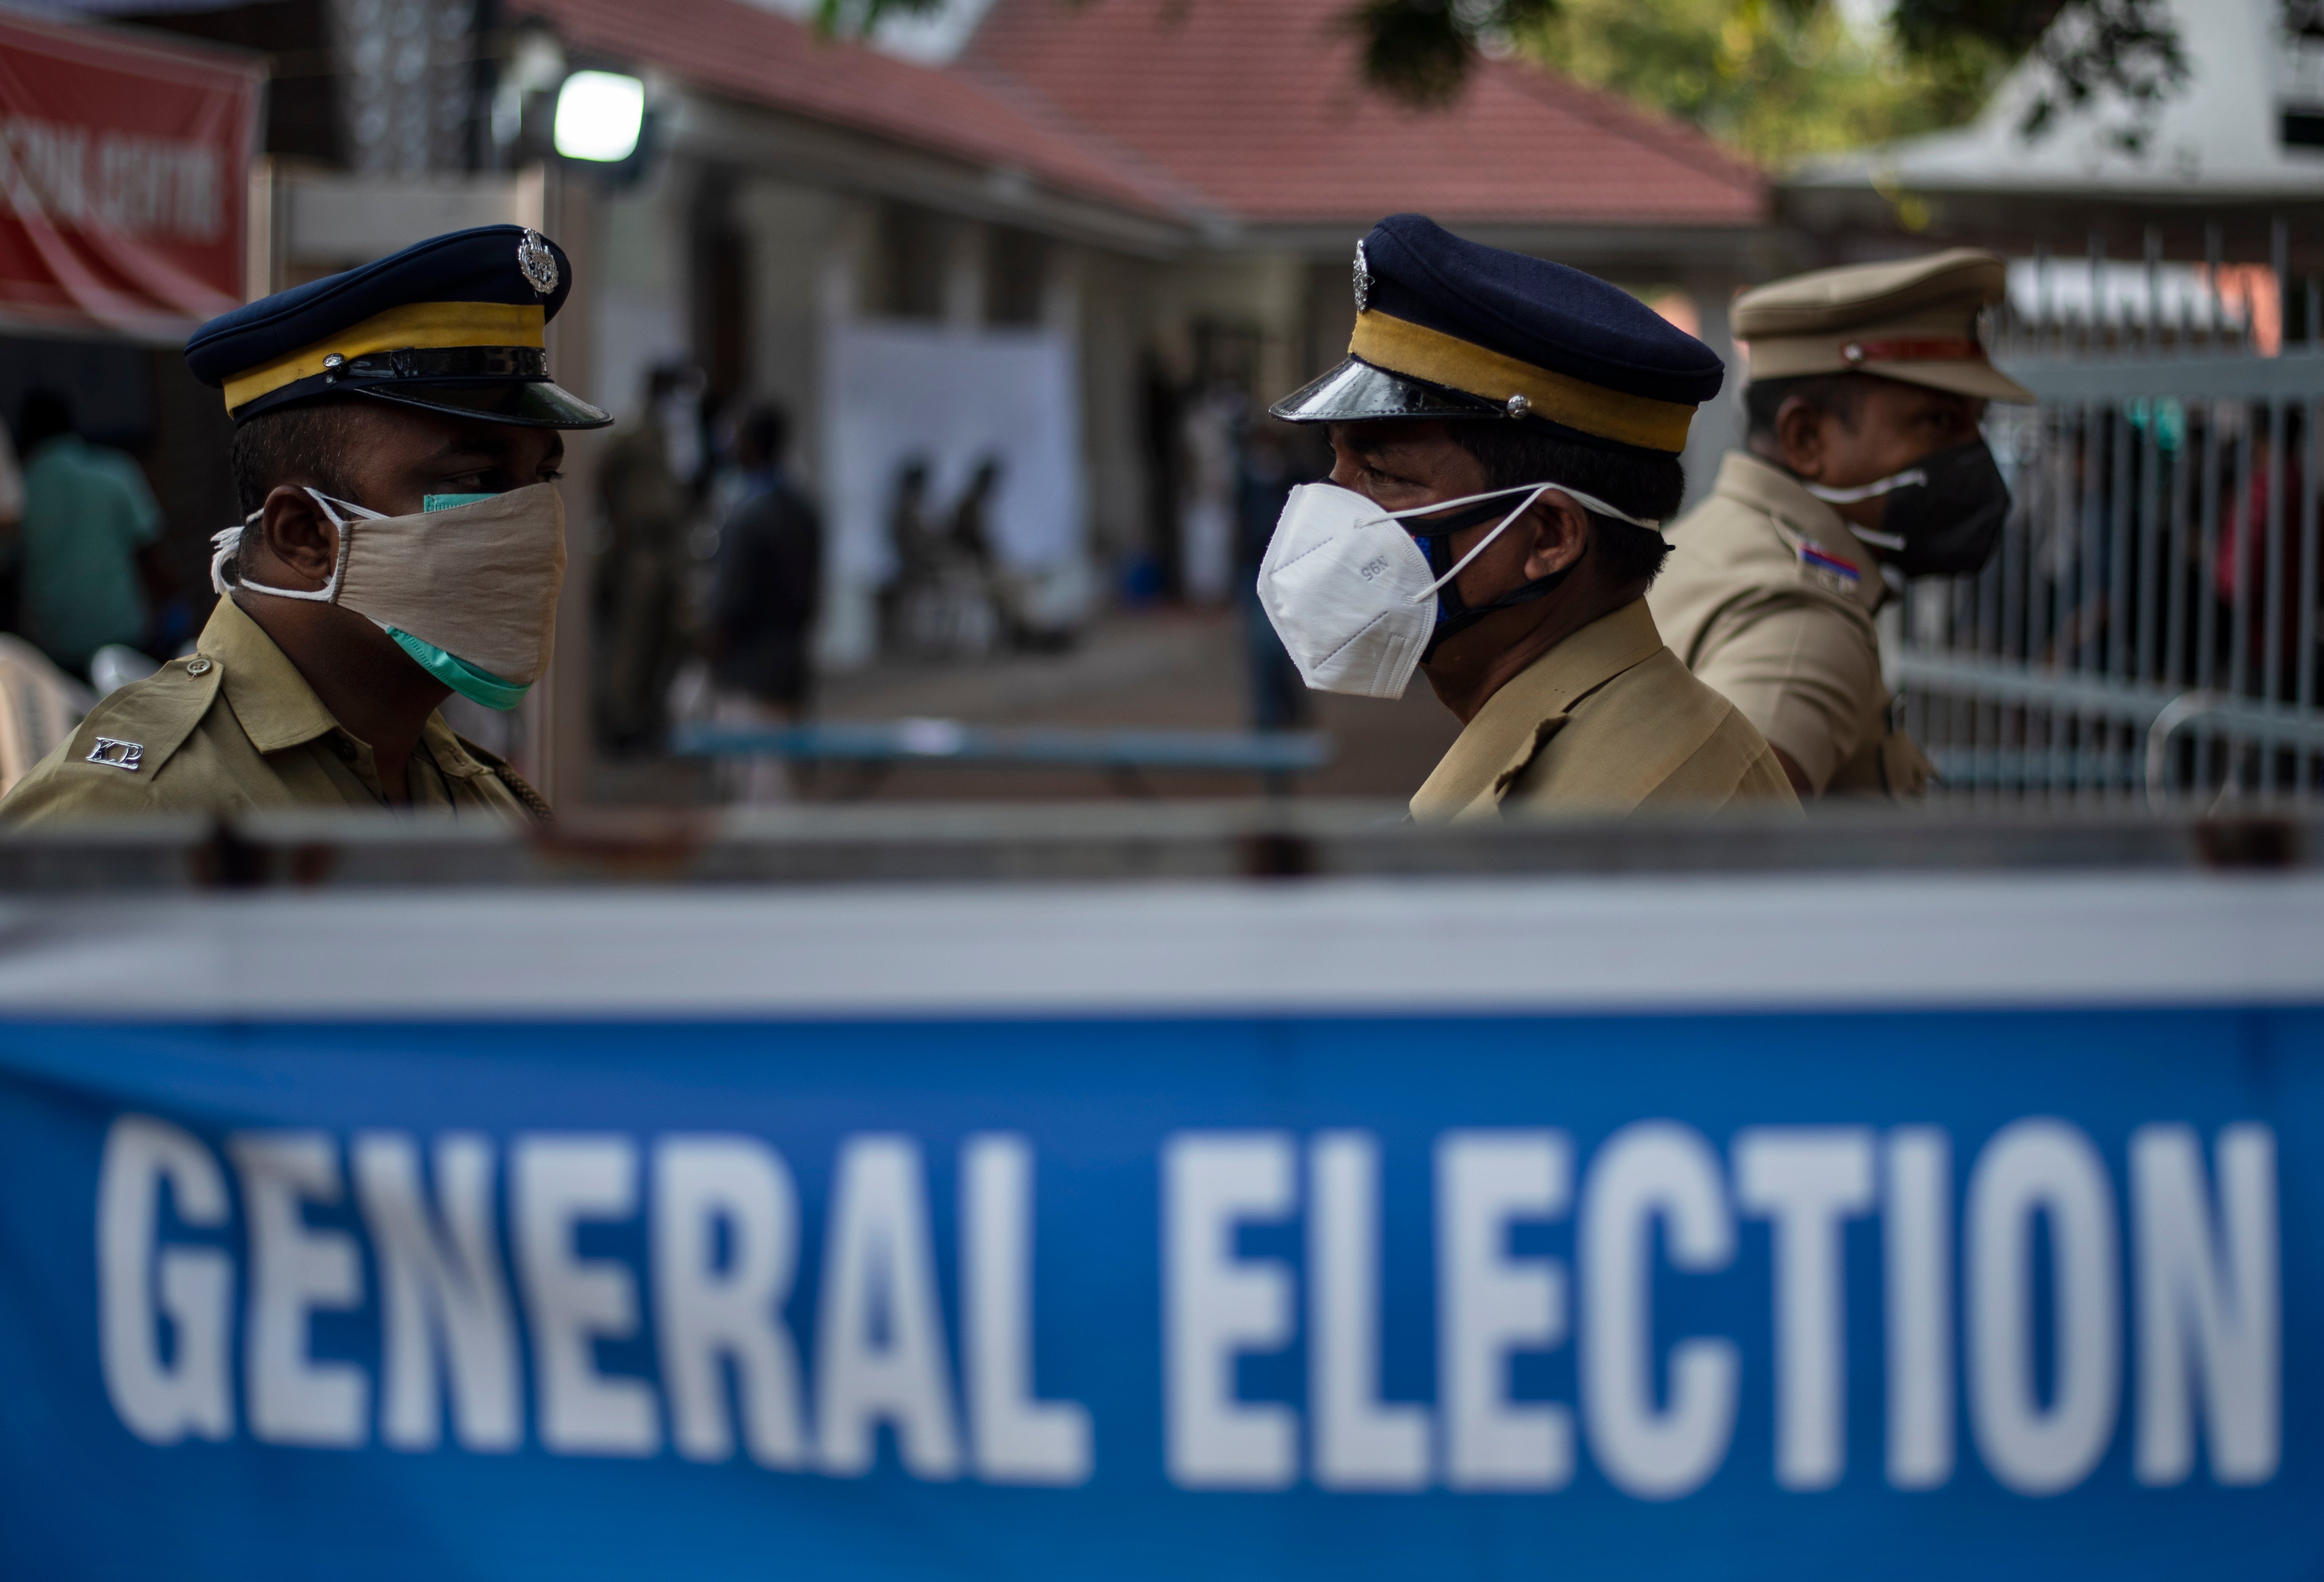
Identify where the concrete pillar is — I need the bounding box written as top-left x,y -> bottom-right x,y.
528,161 -> 601,810
1074,248 -> 1149,574
943,220 -> 986,332
1681,270 -> 1745,513
730,179 -> 838,483
593,158 -> 695,427
1252,253 -> 1308,409
815,199 -> 881,671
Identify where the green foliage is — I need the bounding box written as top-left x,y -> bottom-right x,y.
813,0 -> 942,37
1341,0 -> 1560,107
811,0 -> 2192,165
2001,0 -> 2188,150
1517,0 -> 2012,168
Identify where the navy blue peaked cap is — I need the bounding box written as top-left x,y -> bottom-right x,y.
187,225 -> 609,429
1273,214 -> 1723,454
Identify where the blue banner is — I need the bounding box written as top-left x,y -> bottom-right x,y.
0,1006 -> 2312,1578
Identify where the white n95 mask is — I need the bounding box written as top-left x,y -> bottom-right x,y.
213,482 -> 567,711
1255,479 -> 1659,699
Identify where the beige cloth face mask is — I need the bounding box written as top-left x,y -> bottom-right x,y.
211,483 -> 567,698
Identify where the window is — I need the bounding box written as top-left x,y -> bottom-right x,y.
986,226 -> 1049,326
870,202 -> 946,320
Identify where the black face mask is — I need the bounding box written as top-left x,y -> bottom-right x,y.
1404,495 -> 1575,663
1807,438 -> 2011,578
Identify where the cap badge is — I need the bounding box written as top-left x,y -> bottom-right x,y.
516,228 -> 559,297
1504,393 -> 1531,418
1352,239 -> 1371,313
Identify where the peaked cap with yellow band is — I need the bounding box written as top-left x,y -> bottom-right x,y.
1271,214 -> 1723,456
1734,249 -> 2033,403
185,224 -> 611,429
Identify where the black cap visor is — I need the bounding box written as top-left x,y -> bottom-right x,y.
357,378 -> 612,430
232,356 -> 613,429
1268,356 -> 1503,424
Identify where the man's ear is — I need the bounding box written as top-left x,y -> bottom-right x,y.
1519,492 -> 1593,581
1774,395 -> 1828,480
246,484 -> 341,591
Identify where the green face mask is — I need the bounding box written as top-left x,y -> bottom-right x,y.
389,494 -> 529,712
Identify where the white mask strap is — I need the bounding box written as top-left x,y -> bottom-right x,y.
218,488 -> 377,603
1393,482 -> 1662,603
1412,485 -> 1552,602
1359,479 -> 1659,531
1805,468 -> 1927,505
1370,480 -> 1553,523
208,508 -> 260,597
307,488 -> 387,523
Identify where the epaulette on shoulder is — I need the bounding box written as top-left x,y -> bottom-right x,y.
57,655 -> 224,781
1792,537 -> 1866,598
450,733 -> 555,826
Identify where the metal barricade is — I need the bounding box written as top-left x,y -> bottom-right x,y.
1896,225 -> 2324,809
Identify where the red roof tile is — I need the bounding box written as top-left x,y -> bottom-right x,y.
511,0 -> 1185,219
963,0 -> 1767,229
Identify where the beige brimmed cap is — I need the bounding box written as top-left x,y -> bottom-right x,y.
1735,249 -> 2033,403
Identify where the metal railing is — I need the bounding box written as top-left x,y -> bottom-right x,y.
1899,224 -> 2324,808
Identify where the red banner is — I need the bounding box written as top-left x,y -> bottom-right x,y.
0,12 -> 260,340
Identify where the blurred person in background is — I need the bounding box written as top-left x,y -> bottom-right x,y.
1650,252 -> 2031,799
0,225 -> 609,827
880,457 -> 933,651
0,416 -> 22,627
2214,425 -> 2306,695
12,387 -> 170,678
707,403 -> 821,803
1261,215 -> 1795,819
1236,419 -> 1319,731
952,454 -> 1061,652
951,453 -> 1001,574
0,422 -> 99,798
887,457 -> 1000,657
950,454 -> 1002,648
595,363 -> 699,756
1179,380 -> 1241,604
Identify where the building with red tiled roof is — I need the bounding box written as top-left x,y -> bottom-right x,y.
955,0 -> 1774,552
257,0 -> 1772,668
516,0 -> 1193,246
962,0 -> 1765,239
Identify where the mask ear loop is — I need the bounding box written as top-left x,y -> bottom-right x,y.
1402,483 -> 1661,603
1804,468 -> 1927,504
209,508 -> 261,596
220,489 -> 378,604
1357,480 -> 1559,528
1407,485 -> 1552,602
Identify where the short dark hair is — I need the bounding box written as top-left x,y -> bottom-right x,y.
229,398 -> 360,516
739,403 -> 789,465
1447,420 -> 1682,589
18,387 -> 72,449
1743,373 -> 1871,443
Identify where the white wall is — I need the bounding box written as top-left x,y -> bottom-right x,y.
592,164 -> 696,426
819,320 -> 1086,667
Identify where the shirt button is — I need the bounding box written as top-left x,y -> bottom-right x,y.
331,737 -> 356,761
184,658 -> 211,676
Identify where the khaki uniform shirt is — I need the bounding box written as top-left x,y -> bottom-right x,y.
1648,453 -> 1931,797
1409,599 -> 1799,821
0,596 -> 548,828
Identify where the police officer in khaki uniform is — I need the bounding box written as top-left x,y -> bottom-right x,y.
1649,250 -> 2032,798
1259,215 -> 1796,819
1,226 -> 611,827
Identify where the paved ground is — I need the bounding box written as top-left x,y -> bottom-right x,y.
594,607 -> 1461,805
